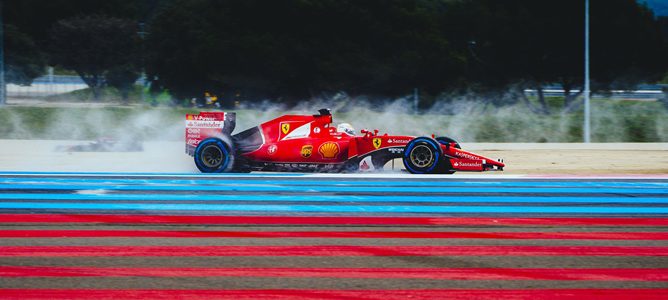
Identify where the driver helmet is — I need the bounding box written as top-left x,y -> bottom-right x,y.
337,123 -> 356,136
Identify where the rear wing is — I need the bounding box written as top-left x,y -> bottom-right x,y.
185,112 -> 236,156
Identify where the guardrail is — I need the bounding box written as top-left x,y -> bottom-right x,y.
7,75 -> 146,98
524,84 -> 667,100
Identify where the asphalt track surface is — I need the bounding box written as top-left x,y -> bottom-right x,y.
0,172 -> 667,299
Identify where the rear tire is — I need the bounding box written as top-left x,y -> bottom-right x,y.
231,156 -> 252,173
402,137 -> 442,174
194,138 -> 234,173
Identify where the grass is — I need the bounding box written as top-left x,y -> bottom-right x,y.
1,99 -> 667,142
0,106 -> 199,140
45,86 -> 174,104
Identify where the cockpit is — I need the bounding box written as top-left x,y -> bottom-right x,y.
337,123 -> 356,136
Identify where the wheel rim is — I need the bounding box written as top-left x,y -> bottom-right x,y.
409,144 -> 434,168
201,144 -> 224,168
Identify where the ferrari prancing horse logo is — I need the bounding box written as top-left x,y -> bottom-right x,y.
281,123 -> 290,134
372,138 -> 382,149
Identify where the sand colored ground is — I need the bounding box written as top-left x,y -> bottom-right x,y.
463,143 -> 667,175
476,149 -> 668,175
0,140 -> 665,175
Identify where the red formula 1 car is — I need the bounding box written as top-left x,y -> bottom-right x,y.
185,109 -> 505,174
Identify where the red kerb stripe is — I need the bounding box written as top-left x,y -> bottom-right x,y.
1,214 -> 668,226
0,289 -> 667,300
1,266 -> 667,281
1,246 -> 666,257
1,230 -> 666,240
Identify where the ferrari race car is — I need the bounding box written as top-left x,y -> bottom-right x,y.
185,109 -> 505,174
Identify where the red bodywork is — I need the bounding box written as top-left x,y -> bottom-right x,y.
186,111 -> 505,173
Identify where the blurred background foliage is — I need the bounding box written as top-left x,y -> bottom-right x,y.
2,0 -> 667,108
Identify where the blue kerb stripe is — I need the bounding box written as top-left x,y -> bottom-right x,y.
0,171 -> 305,177
0,183 -> 665,194
1,193 -> 667,204
1,178 -> 667,188
1,202 -> 667,214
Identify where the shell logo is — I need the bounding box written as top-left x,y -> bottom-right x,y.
186,115 -> 193,120
318,142 -> 339,159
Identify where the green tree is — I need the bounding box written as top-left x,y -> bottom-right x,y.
4,24 -> 46,85
48,15 -> 141,100
146,0 -> 464,104
4,0 -> 164,99
449,0 -> 668,114
4,0 -> 153,45
106,65 -> 141,103
590,0 -> 667,89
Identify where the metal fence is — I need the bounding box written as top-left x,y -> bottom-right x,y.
7,75 -> 87,98
6,75 -> 668,102
524,84 -> 667,101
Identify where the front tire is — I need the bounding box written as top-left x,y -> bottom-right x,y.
402,137 -> 442,174
194,138 -> 233,173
